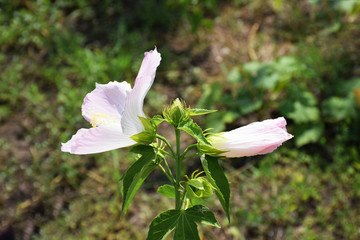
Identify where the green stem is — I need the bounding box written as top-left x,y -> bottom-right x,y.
160,154 -> 175,181
182,153 -> 200,160
175,128 -> 182,210
179,188 -> 187,209
156,134 -> 176,158
158,164 -> 175,186
180,144 -> 198,159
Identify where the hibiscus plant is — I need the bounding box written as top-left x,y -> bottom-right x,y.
61,48 -> 293,239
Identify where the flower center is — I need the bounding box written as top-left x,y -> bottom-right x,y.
89,112 -> 120,128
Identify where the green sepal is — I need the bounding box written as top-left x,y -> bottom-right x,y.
157,184 -> 176,199
163,98 -> 190,127
188,197 -> 207,207
189,108 -> 217,116
201,154 -> 230,222
146,205 -> 220,240
152,115 -> 165,126
198,140 -> 227,156
130,116 -> 157,143
186,178 -> 214,199
121,145 -> 157,215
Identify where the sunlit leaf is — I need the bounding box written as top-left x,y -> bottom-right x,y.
178,118 -> 210,145
157,184 -> 176,198
201,155 -> 230,221
189,108 -> 217,116
121,145 -> 157,215
146,205 -> 220,240
293,123 -> 324,147
152,115 -> 165,125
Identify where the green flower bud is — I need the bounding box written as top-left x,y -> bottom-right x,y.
186,177 -> 214,199
163,98 -> 190,127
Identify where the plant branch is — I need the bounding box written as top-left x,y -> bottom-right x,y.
180,144 -> 198,159
158,164 -> 175,186
156,134 -> 176,158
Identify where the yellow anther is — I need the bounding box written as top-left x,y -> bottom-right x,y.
89,111 -> 119,128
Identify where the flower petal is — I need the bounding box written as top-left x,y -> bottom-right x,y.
82,81 -> 132,126
61,126 -> 136,154
209,117 -> 293,158
121,48 -> 161,135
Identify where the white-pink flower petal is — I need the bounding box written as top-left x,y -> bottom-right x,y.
61,126 -> 136,154
121,48 -> 161,136
208,117 -> 293,158
82,81 -> 132,126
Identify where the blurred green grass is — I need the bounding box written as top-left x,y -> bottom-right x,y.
0,0 -> 360,239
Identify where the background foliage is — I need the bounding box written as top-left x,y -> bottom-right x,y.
1,0 -> 360,239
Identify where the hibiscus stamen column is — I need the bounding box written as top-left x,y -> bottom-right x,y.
175,128 -> 182,210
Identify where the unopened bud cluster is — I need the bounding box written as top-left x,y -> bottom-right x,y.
163,98 -> 190,127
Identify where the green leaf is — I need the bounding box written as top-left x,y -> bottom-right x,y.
322,96 -> 355,122
185,205 -> 220,227
187,179 -> 204,190
189,108 -> 217,116
236,89 -> 263,115
178,119 -> 226,155
196,82 -> 222,109
293,122 -> 324,147
121,145 -> 157,215
146,209 -> 179,240
201,155 -> 230,221
130,117 -> 157,143
279,84 -> 320,124
157,184 -> 176,198
152,115 -> 165,125
146,205 -> 220,240
178,118 -> 210,145
226,67 -> 242,84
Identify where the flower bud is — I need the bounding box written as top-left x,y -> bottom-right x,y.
163,98 -> 190,127
207,117 -> 293,157
186,177 -> 214,199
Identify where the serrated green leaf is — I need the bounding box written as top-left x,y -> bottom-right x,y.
178,118 -> 210,145
201,155 -> 230,221
189,108 -> 217,116
146,209 -> 180,240
157,184 -> 176,198
121,145 -> 157,215
146,205 -> 220,240
185,205 -> 220,227
173,212 -> 199,240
